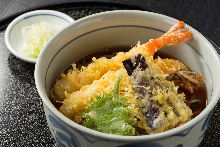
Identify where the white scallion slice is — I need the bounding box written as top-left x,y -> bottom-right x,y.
20,21 -> 60,59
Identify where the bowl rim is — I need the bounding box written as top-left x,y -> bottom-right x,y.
4,10 -> 74,64
35,10 -> 220,142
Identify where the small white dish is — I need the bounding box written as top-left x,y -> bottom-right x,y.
5,10 -> 74,63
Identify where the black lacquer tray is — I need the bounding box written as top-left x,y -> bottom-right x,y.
0,1 -> 219,146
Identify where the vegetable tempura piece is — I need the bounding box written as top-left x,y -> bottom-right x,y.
82,73 -> 136,136
123,53 -> 192,134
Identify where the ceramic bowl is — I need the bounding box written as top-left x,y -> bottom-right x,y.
5,10 -> 74,63
35,10 -> 220,147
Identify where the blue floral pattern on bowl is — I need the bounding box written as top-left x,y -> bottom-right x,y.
48,114 -> 81,147
44,105 -> 212,147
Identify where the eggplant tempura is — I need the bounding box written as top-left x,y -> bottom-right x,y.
51,21 -> 206,135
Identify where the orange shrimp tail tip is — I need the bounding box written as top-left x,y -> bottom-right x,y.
167,21 -> 184,33
164,29 -> 192,46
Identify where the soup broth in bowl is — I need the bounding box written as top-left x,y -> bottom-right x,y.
35,10 -> 220,147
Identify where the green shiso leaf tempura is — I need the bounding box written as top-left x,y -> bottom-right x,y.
82,73 -> 136,135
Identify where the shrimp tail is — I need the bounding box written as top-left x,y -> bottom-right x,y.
146,21 -> 192,56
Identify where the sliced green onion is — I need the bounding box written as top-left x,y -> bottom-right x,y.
21,21 -> 60,59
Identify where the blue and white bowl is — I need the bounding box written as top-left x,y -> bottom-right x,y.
5,10 -> 74,63
35,10 -> 220,147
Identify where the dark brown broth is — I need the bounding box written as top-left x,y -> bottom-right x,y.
50,46 -> 207,118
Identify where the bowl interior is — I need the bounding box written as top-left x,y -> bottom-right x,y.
36,10 -> 220,140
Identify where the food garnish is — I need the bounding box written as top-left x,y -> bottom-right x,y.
82,73 -> 136,135
21,20 -> 60,58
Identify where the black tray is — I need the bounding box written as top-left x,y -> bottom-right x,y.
0,1 -> 219,146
